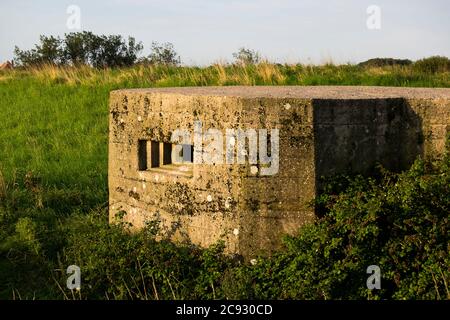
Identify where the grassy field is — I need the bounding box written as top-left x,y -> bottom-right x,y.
0,63 -> 449,299
1,62 -> 449,183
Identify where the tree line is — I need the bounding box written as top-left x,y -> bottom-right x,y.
13,31 -> 262,68
13,31 -> 450,72
13,31 -> 181,68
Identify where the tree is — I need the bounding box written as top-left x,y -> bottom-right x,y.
14,35 -> 63,66
232,47 -> 260,65
93,35 -> 143,68
13,32 -> 143,68
14,46 -> 41,67
36,35 -> 63,64
63,32 -> 91,66
358,58 -> 413,68
146,42 -> 181,66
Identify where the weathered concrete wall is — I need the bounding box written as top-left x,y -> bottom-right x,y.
109,86 -> 450,259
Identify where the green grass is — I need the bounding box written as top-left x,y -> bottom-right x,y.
0,63 -> 449,299
1,63 -> 448,182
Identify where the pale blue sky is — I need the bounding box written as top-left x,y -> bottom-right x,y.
0,0 -> 449,65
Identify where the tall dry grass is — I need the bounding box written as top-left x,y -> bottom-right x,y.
1,61 -> 449,88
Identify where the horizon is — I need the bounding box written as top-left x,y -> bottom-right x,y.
1,0 -> 449,66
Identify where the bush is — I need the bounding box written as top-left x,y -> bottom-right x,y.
414,56 -> 450,73
240,141 -> 450,299
142,42 -> 181,66
55,212 -> 231,299
358,58 -> 413,68
232,47 -> 261,65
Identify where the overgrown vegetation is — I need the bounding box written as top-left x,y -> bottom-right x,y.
0,60 -> 449,300
414,56 -> 450,74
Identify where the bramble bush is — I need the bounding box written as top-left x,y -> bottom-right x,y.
243,152 -> 449,299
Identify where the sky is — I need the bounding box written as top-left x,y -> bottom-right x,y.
0,0 -> 449,65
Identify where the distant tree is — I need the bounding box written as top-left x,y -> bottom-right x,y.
232,47 -> 260,65
145,42 -> 181,66
358,58 -> 413,68
37,35 -> 63,64
89,34 -> 143,68
14,46 -> 41,67
122,36 -> 144,67
13,32 -> 143,68
62,32 -> 90,65
14,35 -> 63,66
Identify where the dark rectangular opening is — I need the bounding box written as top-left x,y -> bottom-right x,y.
163,142 -> 172,165
140,141 -> 193,172
138,140 -> 147,171
150,141 -> 160,168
